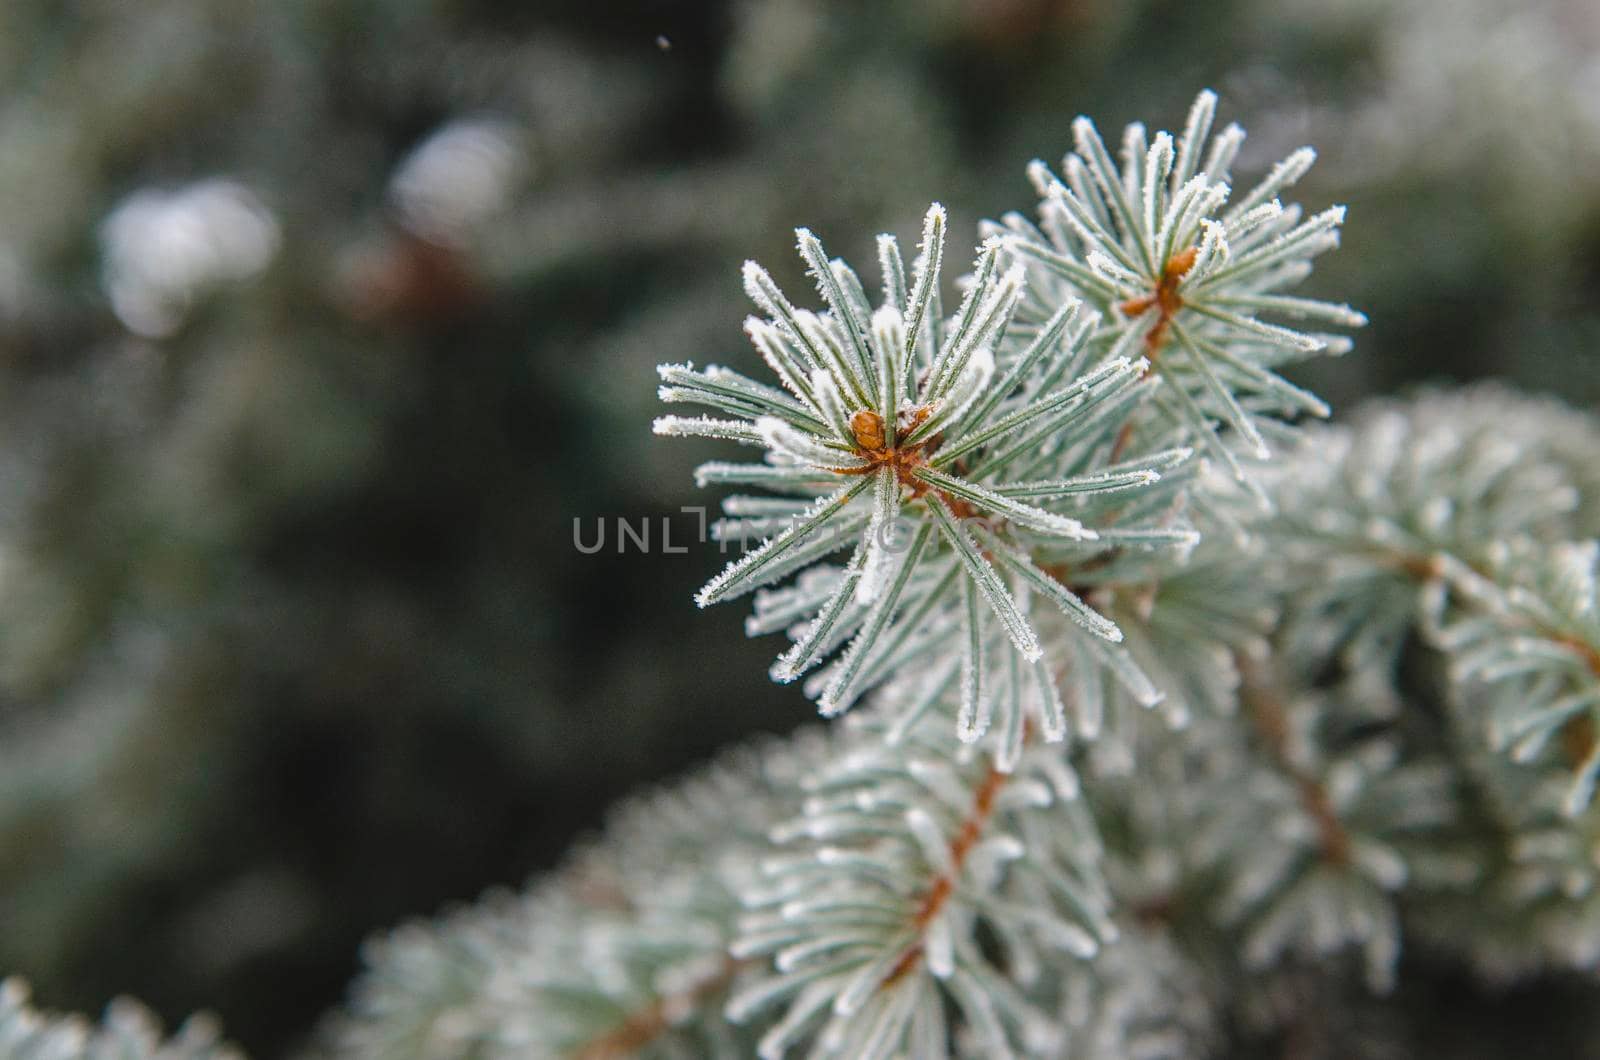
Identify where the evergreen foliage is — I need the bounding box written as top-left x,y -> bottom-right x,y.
4,33 -> 1599,1058
318,93 -> 1599,1058
0,979 -> 238,1060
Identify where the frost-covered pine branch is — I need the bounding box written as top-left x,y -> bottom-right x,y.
13,89 -> 1600,1060
0,979 -> 238,1060
656,206 -> 1187,750
656,92 -> 1360,755
329,713 -> 1217,1060
327,734 -> 830,1059
329,92 -> 1357,1056
317,91 -> 1600,1060
1251,388 -> 1600,979
1259,388 -> 1600,815
996,89 -> 1362,489
727,704 -> 1112,1058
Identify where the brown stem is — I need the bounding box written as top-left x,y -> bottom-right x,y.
1108,419 -> 1139,463
1110,246 -> 1197,461
881,761 -> 1014,989
571,957 -> 744,1060
1236,652 -> 1354,867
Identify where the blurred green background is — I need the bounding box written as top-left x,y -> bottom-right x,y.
0,0 -> 1595,1054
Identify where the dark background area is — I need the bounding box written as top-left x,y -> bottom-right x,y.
0,0 -> 1595,1054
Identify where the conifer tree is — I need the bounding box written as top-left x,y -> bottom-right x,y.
317,92 -> 1599,1059
4,67 -> 1598,1058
